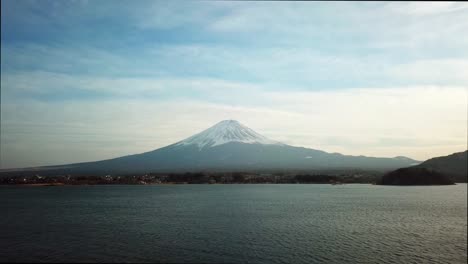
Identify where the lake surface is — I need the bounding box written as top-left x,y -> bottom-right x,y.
1,184 -> 466,263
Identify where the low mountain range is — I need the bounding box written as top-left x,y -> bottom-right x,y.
380,167 -> 456,185
379,150 -> 467,185
413,150 -> 467,182
1,120 -> 422,176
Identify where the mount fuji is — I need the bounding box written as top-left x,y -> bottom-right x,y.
3,120 -> 420,175
176,120 -> 283,149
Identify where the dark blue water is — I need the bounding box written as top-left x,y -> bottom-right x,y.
1,184 -> 466,263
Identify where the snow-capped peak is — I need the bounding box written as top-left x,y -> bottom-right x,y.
176,120 -> 283,149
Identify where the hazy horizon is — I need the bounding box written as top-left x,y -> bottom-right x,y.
1,1 -> 467,169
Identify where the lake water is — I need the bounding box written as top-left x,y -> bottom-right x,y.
1,184 -> 466,263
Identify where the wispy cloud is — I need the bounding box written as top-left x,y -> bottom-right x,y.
390,59 -> 468,84
385,2 -> 468,16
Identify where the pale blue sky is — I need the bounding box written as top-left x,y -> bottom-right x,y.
1,1 -> 467,168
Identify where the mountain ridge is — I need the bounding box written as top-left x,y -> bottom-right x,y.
413,150 -> 467,182
0,120 -> 421,175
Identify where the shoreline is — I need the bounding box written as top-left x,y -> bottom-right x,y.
12,183 -> 66,187
1,182 -> 464,187
1,182 -> 355,186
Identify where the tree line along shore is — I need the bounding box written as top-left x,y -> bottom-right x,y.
0,171 -> 379,185
1,167 -> 463,186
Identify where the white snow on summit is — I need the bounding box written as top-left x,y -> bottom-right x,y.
176,120 -> 283,149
